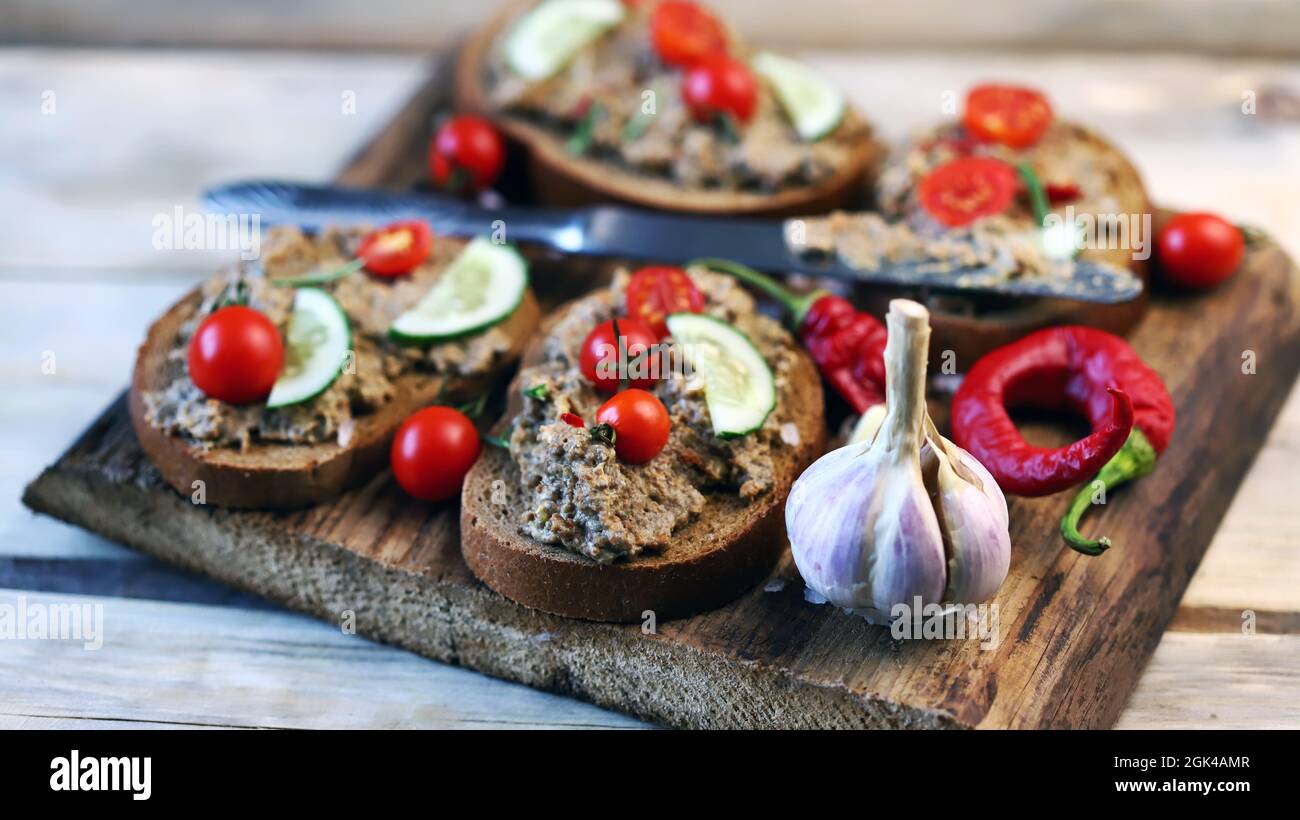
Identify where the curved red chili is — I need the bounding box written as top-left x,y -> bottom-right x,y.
800,295 -> 888,412
951,326 -> 1174,498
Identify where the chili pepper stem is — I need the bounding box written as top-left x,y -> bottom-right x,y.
687,257 -> 824,327
1060,428 -> 1158,556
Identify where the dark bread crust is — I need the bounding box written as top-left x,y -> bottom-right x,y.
455,1 -> 885,218
459,294 -> 826,622
129,286 -> 540,509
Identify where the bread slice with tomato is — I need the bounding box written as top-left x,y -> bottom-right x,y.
129,225 -> 540,510
871,84 -> 1153,359
456,0 -> 884,217
459,265 -> 825,622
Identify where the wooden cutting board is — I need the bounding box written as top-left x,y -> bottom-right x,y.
23,69 -> 1300,729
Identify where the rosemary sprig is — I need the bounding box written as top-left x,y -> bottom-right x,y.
567,100 -> 605,156
1016,162 -> 1051,228
271,257 -> 365,288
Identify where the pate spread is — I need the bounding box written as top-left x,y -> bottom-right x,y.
876,121 -> 1129,221
142,227 -> 513,451
507,269 -> 798,563
792,211 -> 1068,282
793,121 -> 1132,283
484,4 -> 864,191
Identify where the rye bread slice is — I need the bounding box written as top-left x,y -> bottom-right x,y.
454,1 -> 884,218
129,286 -> 540,510
871,120 -> 1154,363
460,295 -> 826,623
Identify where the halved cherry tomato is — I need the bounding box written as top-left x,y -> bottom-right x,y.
963,84 -> 1053,149
917,156 -> 1019,228
625,266 -> 704,338
429,115 -> 505,193
596,389 -> 671,464
682,53 -> 757,124
579,317 -> 660,392
650,0 -> 727,68
390,406 -> 481,502
187,305 -> 284,405
358,221 -> 433,278
1156,212 -> 1245,290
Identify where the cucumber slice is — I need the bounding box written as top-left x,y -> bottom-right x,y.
666,313 -> 777,439
505,0 -> 625,82
752,51 -> 846,141
389,237 -> 528,345
266,288 -> 351,409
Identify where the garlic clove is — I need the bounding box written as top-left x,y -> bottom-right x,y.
922,420 -> 1011,604
863,466 -> 948,619
787,445 -> 947,621
949,437 -> 1011,532
847,402 -> 886,445
933,446 -> 1012,604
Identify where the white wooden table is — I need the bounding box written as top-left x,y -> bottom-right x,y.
2,46 -> 1297,729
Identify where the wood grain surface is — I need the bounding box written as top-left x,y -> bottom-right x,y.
7,47 -> 1300,730
21,57 -> 1300,727
9,1 -> 1300,57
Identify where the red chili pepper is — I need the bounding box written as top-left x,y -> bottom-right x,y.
951,326 -> 1175,554
1045,181 -> 1082,205
560,412 -> 585,429
799,294 -> 888,412
687,259 -> 887,413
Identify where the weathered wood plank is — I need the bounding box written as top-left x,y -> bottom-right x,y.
0,281 -> 188,558
0,715 -> 228,730
1115,633 -> 1300,729
0,557 -> 271,608
5,587 -> 1292,731
1180,378 -> 1300,613
0,48 -> 424,275
0,589 -> 648,730
6,0 -> 1299,57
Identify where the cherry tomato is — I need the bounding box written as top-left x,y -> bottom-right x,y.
682,54 -> 758,124
429,115 -> 505,193
650,0 -> 727,68
390,406 -> 481,502
579,317 -> 660,392
187,305 -> 284,405
358,221 -> 433,277
596,389 -> 671,464
963,84 -> 1053,149
917,156 -> 1019,228
625,266 -> 704,338
1156,212 -> 1245,290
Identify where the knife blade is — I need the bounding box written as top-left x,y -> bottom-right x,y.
203,180 -> 1143,304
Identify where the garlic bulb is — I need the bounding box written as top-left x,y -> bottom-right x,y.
786,299 -> 1011,623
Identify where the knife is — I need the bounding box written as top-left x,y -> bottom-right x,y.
203,180 -> 1142,304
